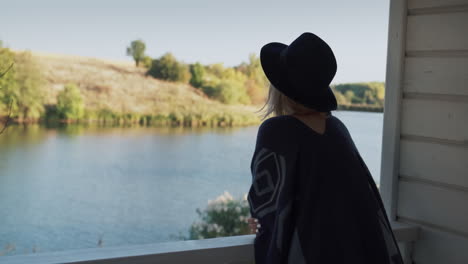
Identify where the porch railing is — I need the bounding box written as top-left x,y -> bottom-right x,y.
0,221 -> 418,264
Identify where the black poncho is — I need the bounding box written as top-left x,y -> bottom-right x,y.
247,114 -> 403,264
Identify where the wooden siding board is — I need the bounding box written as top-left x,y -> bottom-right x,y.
403,57 -> 468,96
398,180 -> 468,235
411,226 -> 468,264
400,1 -> 468,263
401,98 -> 468,142
409,0 -> 468,10
406,12 -> 468,51
400,139 -> 468,188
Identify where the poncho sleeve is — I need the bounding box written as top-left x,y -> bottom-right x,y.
247,117 -> 299,264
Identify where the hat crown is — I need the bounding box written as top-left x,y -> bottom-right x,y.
285,33 -> 337,90
259,32 -> 338,112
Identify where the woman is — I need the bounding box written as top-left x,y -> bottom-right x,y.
247,33 -> 403,264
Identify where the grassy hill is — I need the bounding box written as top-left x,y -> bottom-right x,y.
30,52 -> 261,126
2,50 -> 383,127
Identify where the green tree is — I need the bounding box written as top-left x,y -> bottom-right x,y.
363,90 -> 376,105
332,88 -> 348,105
1,51 -> 45,120
0,47 -> 15,133
126,39 -> 146,67
198,63 -> 251,105
56,83 -> 85,120
0,48 -> 16,101
344,90 -> 355,103
207,63 -> 225,79
147,53 -> 191,83
368,82 -> 385,106
235,54 -> 268,104
189,62 -> 205,88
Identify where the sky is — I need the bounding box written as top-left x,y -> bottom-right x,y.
1,0 -> 390,84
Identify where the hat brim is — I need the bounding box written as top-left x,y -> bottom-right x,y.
260,43 -> 337,112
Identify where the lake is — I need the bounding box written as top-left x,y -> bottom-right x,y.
0,110 -> 383,256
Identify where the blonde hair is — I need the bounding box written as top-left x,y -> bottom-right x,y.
258,84 -> 323,120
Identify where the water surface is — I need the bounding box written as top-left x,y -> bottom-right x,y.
0,111 -> 383,255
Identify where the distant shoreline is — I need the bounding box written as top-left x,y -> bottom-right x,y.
337,104 -> 383,113
0,106 -> 382,128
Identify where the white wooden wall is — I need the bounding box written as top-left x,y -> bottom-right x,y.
382,0 -> 468,263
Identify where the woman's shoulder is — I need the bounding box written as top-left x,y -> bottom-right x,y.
253,116 -> 301,163
255,115 -> 301,146
326,114 -> 352,137
257,115 -> 301,136
259,115 -> 293,129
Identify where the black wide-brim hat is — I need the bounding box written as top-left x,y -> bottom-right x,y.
260,32 -> 338,112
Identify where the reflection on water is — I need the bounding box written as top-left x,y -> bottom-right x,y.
0,111 -> 382,256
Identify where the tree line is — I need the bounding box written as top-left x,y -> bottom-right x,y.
0,39 -> 385,127
127,39 -> 268,106
127,39 -> 385,111
332,82 -> 385,111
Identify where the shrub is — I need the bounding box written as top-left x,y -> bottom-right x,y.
147,53 -> 191,83
214,79 -> 251,105
195,81 -> 217,98
56,83 -> 85,120
141,56 -> 153,69
189,191 -> 251,239
189,62 -> 205,88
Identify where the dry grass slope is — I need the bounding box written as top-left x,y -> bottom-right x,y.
32,52 -> 260,126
